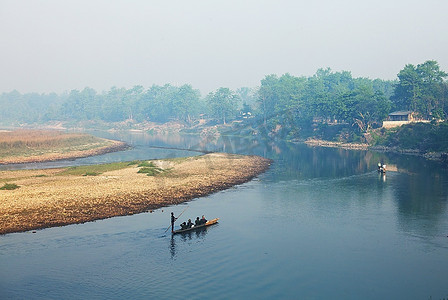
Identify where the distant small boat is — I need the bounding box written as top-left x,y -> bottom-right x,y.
377,163 -> 386,174
172,218 -> 219,234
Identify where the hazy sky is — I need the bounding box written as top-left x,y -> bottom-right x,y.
1,0 -> 447,95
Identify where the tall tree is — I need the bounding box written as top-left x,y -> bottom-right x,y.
258,74 -> 280,125
236,87 -> 258,111
207,88 -> 239,124
172,84 -> 201,123
349,88 -> 391,132
60,89 -> 92,120
393,60 -> 447,118
416,60 -> 448,118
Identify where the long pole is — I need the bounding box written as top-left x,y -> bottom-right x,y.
164,206 -> 188,233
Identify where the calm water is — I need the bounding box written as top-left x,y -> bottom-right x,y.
1,132 -> 447,299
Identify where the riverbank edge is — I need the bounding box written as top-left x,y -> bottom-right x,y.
302,138 -> 447,162
0,139 -> 129,165
0,154 -> 272,235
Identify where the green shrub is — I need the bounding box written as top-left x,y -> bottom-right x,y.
83,172 -> 101,176
60,162 -> 130,176
137,167 -> 162,176
0,183 -> 20,190
138,161 -> 156,167
378,122 -> 448,152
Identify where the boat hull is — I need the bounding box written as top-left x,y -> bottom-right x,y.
172,218 -> 219,234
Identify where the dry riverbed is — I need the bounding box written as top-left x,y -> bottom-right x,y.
0,153 -> 271,234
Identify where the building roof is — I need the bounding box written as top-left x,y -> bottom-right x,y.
388,111 -> 413,116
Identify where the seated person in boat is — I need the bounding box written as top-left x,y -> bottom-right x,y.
186,219 -> 193,228
195,217 -> 201,226
200,215 -> 207,225
180,222 -> 188,230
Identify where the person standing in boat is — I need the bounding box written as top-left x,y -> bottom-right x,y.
171,212 -> 177,233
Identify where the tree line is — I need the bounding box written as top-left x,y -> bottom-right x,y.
1,60 -> 447,140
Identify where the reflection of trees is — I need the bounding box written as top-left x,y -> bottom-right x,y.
393,169 -> 448,237
260,142 -> 387,181
105,132 -> 393,181
387,152 -> 448,236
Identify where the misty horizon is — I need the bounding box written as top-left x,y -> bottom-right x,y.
1,0 -> 447,95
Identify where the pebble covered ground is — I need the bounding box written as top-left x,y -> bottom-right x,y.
0,153 -> 271,234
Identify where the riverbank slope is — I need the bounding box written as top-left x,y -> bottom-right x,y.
0,153 -> 271,234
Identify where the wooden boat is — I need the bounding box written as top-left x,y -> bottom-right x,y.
172,218 -> 219,234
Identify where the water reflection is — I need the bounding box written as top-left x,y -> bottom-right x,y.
170,235 -> 176,259
96,131 -> 391,180
393,167 -> 448,238
169,227 -> 211,259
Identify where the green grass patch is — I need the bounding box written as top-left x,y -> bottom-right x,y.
137,161 -> 156,167
33,174 -> 47,178
0,183 -> 20,190
83,172 -> 101,176
50,157 -> 181,177
59,160 -> 167,177
59,161 -> 131,176
137,167 -> 163,176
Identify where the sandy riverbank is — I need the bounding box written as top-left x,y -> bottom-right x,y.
0,139 -> 128,165
0,130 -> 129,165
304,138 -> 447,162
0,153 -> 271,234
304,138 -> 369,150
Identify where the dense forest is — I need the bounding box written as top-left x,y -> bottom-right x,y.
1,60 -> 447,143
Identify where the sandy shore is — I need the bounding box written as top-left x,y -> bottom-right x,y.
304,138 -> 369,150
0,139 -> 128,165
304,138 -> 447,162
0,153 -> 271,234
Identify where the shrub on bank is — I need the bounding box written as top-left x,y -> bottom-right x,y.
0,183 -> 20,190
374,121 -> 448,152
137,161 -> 156,168
83,172 -> 101,176
137,167 -> 162,176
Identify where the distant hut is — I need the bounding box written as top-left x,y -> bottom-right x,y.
382,111 -> 428,128
388,111 -> 415,122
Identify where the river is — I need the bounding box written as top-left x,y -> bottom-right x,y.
1,131 -> 447,299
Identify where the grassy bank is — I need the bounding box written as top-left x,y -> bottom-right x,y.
0,153 -> 271,234
0,129 -> 128,164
